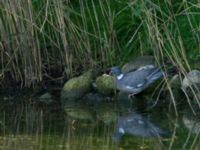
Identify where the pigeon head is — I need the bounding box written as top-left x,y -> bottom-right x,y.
111,67 -> 122,76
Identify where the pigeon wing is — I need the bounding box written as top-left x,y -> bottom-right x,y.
121,70 -> 149,88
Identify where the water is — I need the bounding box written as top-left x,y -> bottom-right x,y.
0,95 -> 199,150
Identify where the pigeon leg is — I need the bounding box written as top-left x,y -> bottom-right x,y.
128,93 -> 135,99
127,93 -> 135,112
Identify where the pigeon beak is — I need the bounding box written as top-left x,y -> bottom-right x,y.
109,69 -> 113,75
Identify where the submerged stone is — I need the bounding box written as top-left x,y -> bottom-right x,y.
61,70 -> 94,99
96,74 -> 116,95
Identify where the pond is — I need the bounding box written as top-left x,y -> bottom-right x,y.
0,94 -> 199,150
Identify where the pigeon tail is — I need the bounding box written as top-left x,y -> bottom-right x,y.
147,68 -> 163,84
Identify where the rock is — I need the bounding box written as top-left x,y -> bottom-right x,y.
182,70 -> 200,89
182,70 -> 200,97
122,55 -> 155,73
61,70 -> 94,99
96,74 -> 116,95
38,92 -> 53,104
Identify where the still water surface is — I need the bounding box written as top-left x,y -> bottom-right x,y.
0,95 -> 199,150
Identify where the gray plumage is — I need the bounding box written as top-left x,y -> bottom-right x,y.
112,112 -> 167,142
111,65 -> 163,95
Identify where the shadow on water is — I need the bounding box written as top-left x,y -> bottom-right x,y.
0,94 -> 199,150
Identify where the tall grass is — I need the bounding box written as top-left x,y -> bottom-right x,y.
0,0 -> 121,87
0,0 -> 72,87
1,0 -> 199,82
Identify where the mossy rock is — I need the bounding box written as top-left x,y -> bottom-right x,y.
61,71 -> 94,99
122,55 -> 155,73
96,74 -> 116,95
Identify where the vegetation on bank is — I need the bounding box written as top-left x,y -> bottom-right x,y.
1,0 -> 200,87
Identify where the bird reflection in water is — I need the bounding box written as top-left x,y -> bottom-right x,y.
112,112 -> 168,149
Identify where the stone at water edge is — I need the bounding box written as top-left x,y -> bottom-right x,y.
122,55 -> 155,73
96,74 -> 116,95
182,70 -> 200,97
61,70 -> 94,99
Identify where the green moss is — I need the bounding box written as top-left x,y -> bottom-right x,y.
61,71 -> 94,99
96,74 -> 116,95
